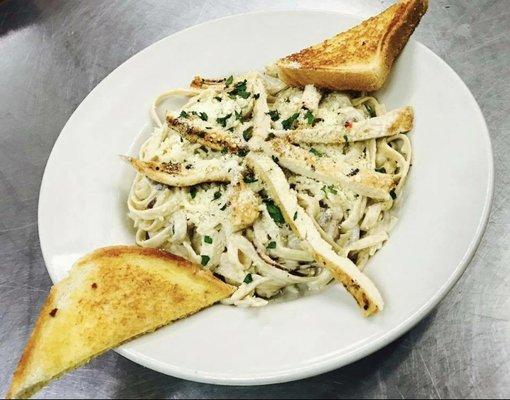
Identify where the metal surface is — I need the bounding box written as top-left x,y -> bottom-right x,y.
0,0 -> 508,398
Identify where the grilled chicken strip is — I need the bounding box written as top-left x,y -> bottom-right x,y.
247,153 -> 384,316
274,106 -> 413,144
166,114 -> 247,153
264,138 -> 395,200
121,156 -> 233,186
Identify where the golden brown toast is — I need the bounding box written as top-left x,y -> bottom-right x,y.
6,246 -> 235,399
277,0 -> 428,91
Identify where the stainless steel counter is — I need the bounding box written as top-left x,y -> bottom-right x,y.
0,0 -> 508,398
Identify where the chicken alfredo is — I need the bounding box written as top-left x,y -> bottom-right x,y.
125,67 -> 413,315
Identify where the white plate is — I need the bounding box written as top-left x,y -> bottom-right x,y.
38,10 -> 493,385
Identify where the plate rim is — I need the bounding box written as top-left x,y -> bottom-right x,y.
37,9 -> 494,386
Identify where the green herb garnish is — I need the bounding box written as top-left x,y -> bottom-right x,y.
216,113 -> 232,128
321,185 -> 338,197
225,75 -> 233,86
266,132 -> 275,141
266,241 -> 276,249
266,110 -> 280,121
201,255 -> 210,266
237,148 -> 248,157
305,110 -> 315,125
254,93 -> 260,99
243,126 -> 253,141
365,103 -> 376,118
213,191 -> 222,200
281,113 -> 300,130
243,173 -> 257,183
346,168 -> 359,177
190,186 -> 197,199
179,110 -> 189,118
309,148 -> 323,157
243,273 -> 253,284
204,235 -> 213,244
375,167 -> 386,173
271,155 -> 279,163
293,211 -> 297,221
264,199 -> 285,224
229,80 -> 250,99
214,96 -> 222,102
389,189 -> 397,200
198,112 -> 208,121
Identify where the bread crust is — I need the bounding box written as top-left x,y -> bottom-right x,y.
277,0 -> 428,91
7,246 -> 234,399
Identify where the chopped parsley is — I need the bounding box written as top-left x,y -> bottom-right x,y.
243,173 -> 257,183
221,147 -> 228,154
214,96 -> 222,102
309,147 -> 323,157
204,235 -> 213,244
271,155 -> 279,163
343,134 -> 350,152
321,185 -> 338,197
347,168 -> 359,177
304,110 -> 315,125
201,255 -> 210,266
293,211 -> 297,221
220,203 -> 228,211
243,273 -> 253,284
237,148 -> 248,157
365,103 -> 376,118
389,189 -> 397,200
266,110 -> 280,121
225,75 -> 233,86
179,110 -> 189,118
281,113 -> 300,130
375,167 -> 386,173
264,199 -> 285,225
235,110 -> 243,120
216,113 -> 232,128
266,132 -> 275,141
266,241 -> 276,249
229,80 -> 251,99
199,112 -> 208,121
254,93 -> 260,99
213,191 -> 222,200
227,127 -> 234,132
243,126 -> 253,141
189,186 -> 197,199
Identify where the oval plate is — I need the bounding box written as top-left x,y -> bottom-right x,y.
38,10 -> 493,385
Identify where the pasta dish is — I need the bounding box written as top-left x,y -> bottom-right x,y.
125,67 -> 413,313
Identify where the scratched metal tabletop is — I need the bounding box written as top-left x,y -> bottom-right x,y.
0,0 -> 508,398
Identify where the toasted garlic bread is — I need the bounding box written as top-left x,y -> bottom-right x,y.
277,0 -> 428,91
7,246 -> 235,399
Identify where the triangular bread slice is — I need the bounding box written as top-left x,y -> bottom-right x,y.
277,0 -> 428,91
6,246 -> 235,399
